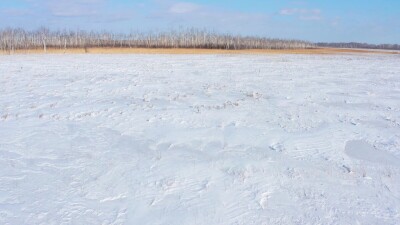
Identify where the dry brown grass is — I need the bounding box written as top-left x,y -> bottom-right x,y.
1,47 -> 398,55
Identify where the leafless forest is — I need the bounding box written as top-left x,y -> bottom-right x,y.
0,28 -> 315,52
317,42 -> 400,50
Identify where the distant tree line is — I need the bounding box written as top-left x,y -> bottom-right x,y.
0,27 -> 315,52
317,42 -> 400,51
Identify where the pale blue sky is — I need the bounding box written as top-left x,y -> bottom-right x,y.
1,0 -> 399,43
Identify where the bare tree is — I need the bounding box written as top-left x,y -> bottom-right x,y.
317,42 -> 400,51
0,27 -> 318,52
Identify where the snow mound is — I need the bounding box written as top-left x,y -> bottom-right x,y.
345,140 -> 400,167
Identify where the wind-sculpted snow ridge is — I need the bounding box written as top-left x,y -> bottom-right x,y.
1,53 -> 400,224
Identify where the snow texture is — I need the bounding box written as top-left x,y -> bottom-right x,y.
1,53 -> 400,225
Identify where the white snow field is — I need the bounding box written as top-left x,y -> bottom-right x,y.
1,53 -> 400,225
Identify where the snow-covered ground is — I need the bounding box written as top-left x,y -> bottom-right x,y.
1,53 -> 400,225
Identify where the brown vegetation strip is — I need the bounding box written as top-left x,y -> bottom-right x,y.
1,48 -> 398,55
